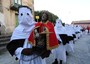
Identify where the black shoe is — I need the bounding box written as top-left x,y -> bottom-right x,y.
60,60 -> 62,64
52,59 -> 58,64
66,51 -> 69,56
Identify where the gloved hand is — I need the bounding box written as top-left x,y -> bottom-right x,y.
32,46 -> 43,55
21,48 -> 33,56
41,50 -> 51,59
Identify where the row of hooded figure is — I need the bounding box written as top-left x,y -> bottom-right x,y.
6,6 -> 84,64
52,19 -> 84,64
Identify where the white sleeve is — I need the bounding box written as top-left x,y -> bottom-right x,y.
15,47 -> 24,59
54,27 -> 62,42
56,34 -> 62,42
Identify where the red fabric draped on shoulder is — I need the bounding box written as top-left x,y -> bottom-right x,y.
45,21 -> 59,50
28,21 -> 59,50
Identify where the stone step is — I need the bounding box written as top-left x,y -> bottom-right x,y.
0,45 -> 7,52
0,41 -> 9,52
0,34 -> 11,52
0,37 -> 10,42
0,41 -> 9,47
0,34 -> 11,38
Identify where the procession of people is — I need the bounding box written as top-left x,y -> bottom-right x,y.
6,6 -> 88,64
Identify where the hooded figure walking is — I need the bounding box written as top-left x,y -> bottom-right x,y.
6,6 -> 46,64
52,19 -> 68,64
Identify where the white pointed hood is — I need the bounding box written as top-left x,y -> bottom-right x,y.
11,6 -> 36,40
54,19 -> 67,34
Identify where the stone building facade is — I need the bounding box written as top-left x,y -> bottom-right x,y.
0,0 -> 34,34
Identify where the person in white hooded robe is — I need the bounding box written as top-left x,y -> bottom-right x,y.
52,19 -> 69,64
73,25 -> 82,40
64,24 -> 75,53
6,6 -> 46,64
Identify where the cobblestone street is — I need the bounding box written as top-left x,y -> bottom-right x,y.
0,34 -> 90,64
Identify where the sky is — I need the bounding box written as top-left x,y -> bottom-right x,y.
34,0 -> 90,24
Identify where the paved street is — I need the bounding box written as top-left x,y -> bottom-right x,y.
66,34 -> 90,64
0,34 -> 90,64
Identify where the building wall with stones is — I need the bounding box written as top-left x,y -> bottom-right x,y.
0,0 -> 34,34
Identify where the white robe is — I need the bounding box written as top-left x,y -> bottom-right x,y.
11,7 -> 46,64
15,39 -> 46,64
52,19 -> 67,63
52,44 -> 66,63
64,25 -> 74,53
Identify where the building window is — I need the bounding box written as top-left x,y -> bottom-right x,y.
14,0 -> 22,5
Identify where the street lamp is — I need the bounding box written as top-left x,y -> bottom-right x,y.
35,16 -> 39,22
